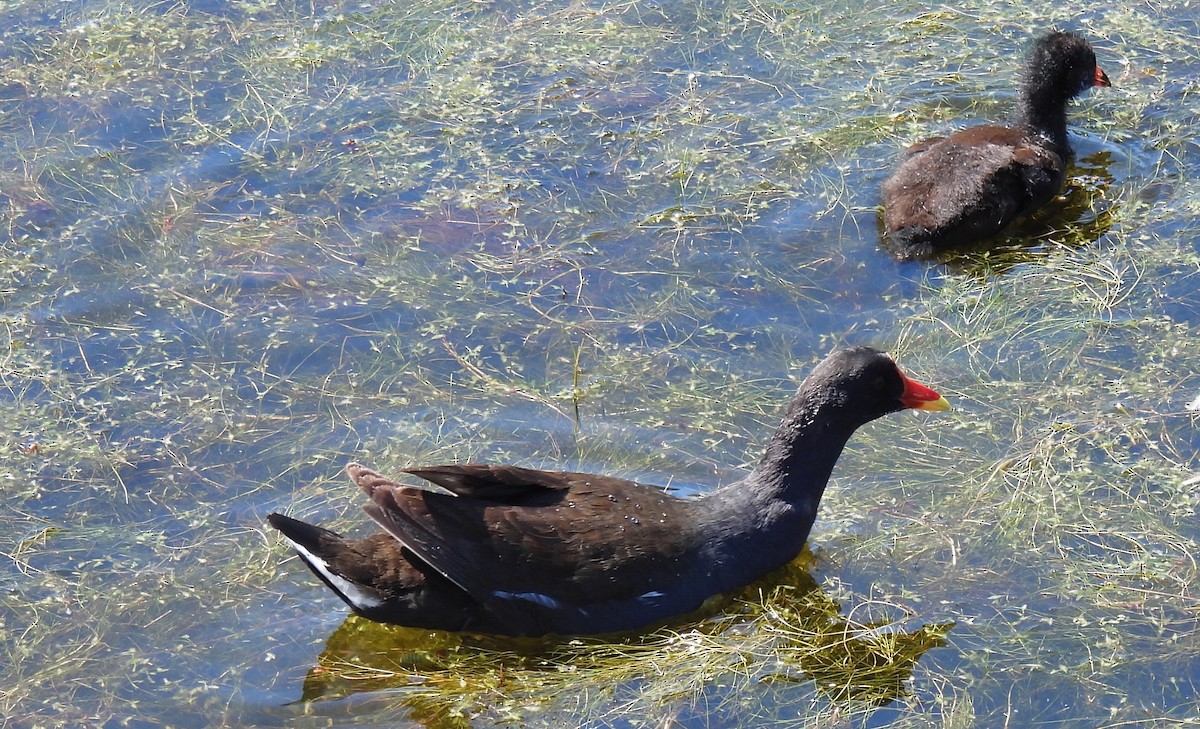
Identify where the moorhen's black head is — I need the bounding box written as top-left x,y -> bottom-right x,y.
797,347 -> 949,431
1021,31 -> 1111,110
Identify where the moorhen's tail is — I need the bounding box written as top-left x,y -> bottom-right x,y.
267,513 -> 387,614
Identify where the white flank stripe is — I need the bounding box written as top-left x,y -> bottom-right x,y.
492,590 -> 566,609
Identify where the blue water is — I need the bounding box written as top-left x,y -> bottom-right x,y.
2,0 -> 1198,727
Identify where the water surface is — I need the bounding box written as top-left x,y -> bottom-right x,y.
2,0 -> 1198,726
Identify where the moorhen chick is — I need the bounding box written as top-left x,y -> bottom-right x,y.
881,31 -> 1111,259
268,347 -> 950,637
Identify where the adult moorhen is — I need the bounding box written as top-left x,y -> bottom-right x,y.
881,31 -> 1111,259
268,347 -> 950,637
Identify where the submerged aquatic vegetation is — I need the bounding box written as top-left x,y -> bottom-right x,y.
294,560 -> 951,727
0,0 -> 1198,726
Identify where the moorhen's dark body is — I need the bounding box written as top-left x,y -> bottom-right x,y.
268,347 -> 949,637
881,31 -> 1111,259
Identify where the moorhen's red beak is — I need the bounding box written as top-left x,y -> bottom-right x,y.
899,373 -> 951,411
1094,66 -> 1112,87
